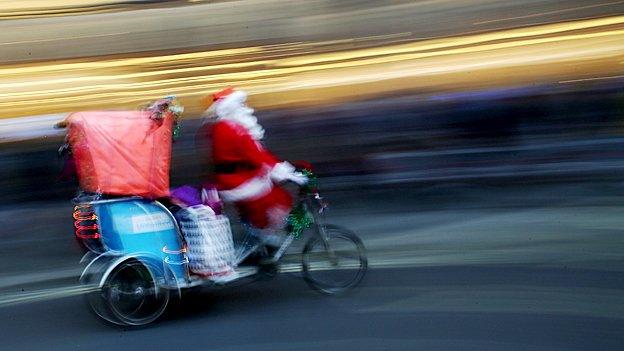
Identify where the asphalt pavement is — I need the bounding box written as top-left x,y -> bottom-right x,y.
1,181 -> 623,350
1,266 -> 622,350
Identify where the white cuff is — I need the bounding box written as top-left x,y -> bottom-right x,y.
291,172 -> 308,185
270,162 -> 295,183
218,173 -> 273,202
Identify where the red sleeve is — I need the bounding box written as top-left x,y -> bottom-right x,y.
212,121 -> 280,168
245,139 -> 280,167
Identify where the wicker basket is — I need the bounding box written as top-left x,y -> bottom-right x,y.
178,206 -> 235,276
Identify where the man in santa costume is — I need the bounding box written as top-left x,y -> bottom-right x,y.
200,87 -> 307,233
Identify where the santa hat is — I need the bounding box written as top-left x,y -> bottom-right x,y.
203,87 -> 248,120
202,87 -> 265,140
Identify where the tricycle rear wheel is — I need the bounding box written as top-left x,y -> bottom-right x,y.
87,259 -> 169,326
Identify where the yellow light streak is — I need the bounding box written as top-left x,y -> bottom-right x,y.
1,15 -> 623,118
473,1 -> 624,25
0,32 -> 131,46
272,15 -> 624,67
0,47 -> 266,76
0,60 -> 274,89
559,74 -> 624,84
2,27 -> 622,101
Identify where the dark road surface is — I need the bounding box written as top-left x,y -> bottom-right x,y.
1,182 -> 624,350
2,266 -> 623,351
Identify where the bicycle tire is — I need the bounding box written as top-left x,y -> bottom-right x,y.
301,225 -> 367,295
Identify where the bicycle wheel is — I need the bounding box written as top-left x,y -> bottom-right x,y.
88,260 -> 169,326
302,225 -> 367,295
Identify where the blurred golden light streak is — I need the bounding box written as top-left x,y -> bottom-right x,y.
0,0 -> 128,12
1,15 -> 623,118
3,15 -> 621,77
273,15 -> 624,67
0,47 -> 265,75
0,60 -> 273,89
0,77 -> 287,107
2,28 -> 622,102
272,29 -> 624,72
0,67 -> 292,101
0,32 -> 131,46
559,74 -> 624,84
0,0 -> 183,19
473,0 -> 624,25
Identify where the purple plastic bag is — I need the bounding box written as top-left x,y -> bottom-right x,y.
200,185 -> 223,215
170,185 -> 203,207
171,184 -> 223,215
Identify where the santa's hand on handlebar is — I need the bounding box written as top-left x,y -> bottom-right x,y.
288,171 -> 309,186
270,161 -> 308,185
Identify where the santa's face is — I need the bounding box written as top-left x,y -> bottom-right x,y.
205,90 -> 265,140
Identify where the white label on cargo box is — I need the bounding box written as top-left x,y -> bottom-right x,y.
131,213 -> 174,233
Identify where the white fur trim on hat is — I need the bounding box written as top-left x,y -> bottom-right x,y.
214,90 -> 247,120
201,90 -> 246,121
202,89 -> 265,140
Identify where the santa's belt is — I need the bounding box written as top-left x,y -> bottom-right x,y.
218,172 -> 273,202
214,162 -> 257,174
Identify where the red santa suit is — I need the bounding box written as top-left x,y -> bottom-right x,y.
202,88 -> 306,229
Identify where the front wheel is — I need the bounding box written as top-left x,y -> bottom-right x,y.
301,225 -> 367,295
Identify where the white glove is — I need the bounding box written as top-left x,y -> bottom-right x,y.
288,171 -> 309,186
270,162 -> 308,185
270,162 -> 296,183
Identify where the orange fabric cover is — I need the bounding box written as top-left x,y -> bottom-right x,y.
67,110 -> 173,198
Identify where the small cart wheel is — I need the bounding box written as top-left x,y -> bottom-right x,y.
88,259 -> 169,326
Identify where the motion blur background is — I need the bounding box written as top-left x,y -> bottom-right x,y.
1,1 -> 624,350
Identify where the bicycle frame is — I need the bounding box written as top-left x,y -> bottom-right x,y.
305,192 -> 339,264
264,190 -> 332,263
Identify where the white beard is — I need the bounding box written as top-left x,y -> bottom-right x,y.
202,90 -> 265,140
222,106 -> 265,140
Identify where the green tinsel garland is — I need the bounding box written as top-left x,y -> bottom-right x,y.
287,203 -> 313,238
300,169 -> 318,192
287,169 -> 318,237
166,96 -> 184,141
146,95 -> 184,141
172,122 -> 181,140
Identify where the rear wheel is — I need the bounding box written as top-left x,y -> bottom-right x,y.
87,260 -> 169,326
302,225 -> 367,295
